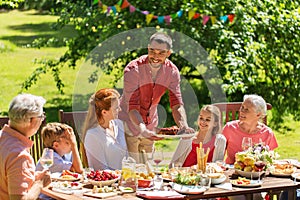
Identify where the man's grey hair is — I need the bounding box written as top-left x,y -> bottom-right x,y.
243,94 -> 267,118
8,93 -> 46,123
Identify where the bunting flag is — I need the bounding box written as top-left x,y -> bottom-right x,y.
121,0 -> 130,9
95,0 -> 236,26
146,14 -> 154,24
188,10 -> 196,21
202,15 -> 210,25
211,16 -> 217,24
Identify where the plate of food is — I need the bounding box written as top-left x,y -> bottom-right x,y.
155,126 -> 195,138
51,170 -> 82,181
51,181 -> 83,191
169,182 -> 206,194
87,170 -> 120,186
269,163 -> 296,177
231,177 -> 262,188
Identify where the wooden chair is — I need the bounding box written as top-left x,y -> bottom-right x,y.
212,102 -> 272,125
58,109 -> 88,167
0,116 -> 45,163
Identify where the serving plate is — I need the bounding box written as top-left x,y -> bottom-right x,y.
51,172 -> 82,181
169,182 -> 206,194
231,179 -> 262,188
235,169 -> 264,179
51,181 -> 83,191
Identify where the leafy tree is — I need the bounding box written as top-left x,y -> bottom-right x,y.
22,0 -> 300,128
0,0 -> 24,8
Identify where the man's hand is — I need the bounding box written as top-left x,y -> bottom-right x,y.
140,129 -> 163,141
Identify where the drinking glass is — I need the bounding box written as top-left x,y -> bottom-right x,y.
254,161 -> 266,182
153,175 -> 163,191
40,148 -> 54,170
242,137 -> 252,151
200,173 -> 211,190
152,148 -> 164,173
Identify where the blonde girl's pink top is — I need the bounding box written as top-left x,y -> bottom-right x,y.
223,120 -> 278,164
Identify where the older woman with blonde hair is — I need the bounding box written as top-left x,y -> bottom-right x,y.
223,94 -> 278,164
82,88 -> 128,170
170,105 -> 226,167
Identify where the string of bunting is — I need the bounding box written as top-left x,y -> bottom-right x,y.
93,0 -> 235,25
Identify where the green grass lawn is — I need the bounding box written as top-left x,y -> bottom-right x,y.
0,10 -> 299,161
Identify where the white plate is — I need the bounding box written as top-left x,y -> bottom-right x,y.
231,179 -> 262,188
51,181 -> 83,191
155,133 -> 195,138
169,182 -> 206,194
270,171 -> 294,177
211,174 -> 226,185
51,172 -> 82,181
235,169 -> 263,179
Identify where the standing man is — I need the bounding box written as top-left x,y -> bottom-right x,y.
0,94 -> 51,199
119,32 -> 194,163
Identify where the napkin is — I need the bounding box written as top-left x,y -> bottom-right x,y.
214,183 -> 233,191
136,191 -> 185,199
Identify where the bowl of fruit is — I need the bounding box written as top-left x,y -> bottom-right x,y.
234,144 -> 279,178
87,170 -> 120,186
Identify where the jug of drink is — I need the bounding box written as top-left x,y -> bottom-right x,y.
121,157 -> 137,191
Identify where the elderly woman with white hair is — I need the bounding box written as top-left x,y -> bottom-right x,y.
223,94 -> 278,164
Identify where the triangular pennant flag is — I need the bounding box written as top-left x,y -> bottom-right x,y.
211,16 -> 216,24
193,13 -> 201,19
129,5 -> 136,13
107,7 -> 111,15
220,15 -> 228,22
153,15 -> 158,19
227,14 -> 235,22
188,10 -> 196,21
164,15 -> 171,25
117,0 -> 122,6
202,15 -> 210,25
141,10 -> 149,15
93,0 -> 99,5
102,5 -> 108,13
111,6 -> 117,15
146,14 -> 154,24
115,4 -> 121,12
157,16 -> 164,23
177,10 -> 183,18
121,0 -> 130,9
171,13 -> 177,19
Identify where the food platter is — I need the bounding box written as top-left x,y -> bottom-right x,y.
269,169 -> 296,177
169,182 -> 206,194
50,181 -> 83,194
231,179 -> 262,188
51,172 -> 82,181
235,169 -> 264,179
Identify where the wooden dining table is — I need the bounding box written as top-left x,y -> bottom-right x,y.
41,169 -> 300,200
